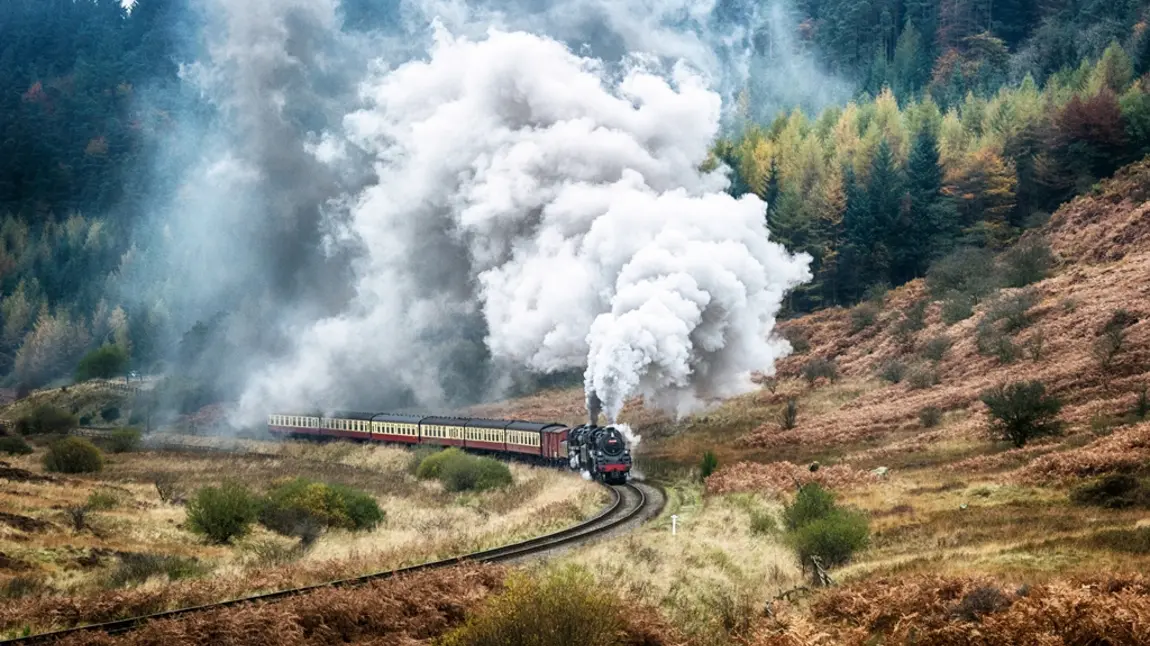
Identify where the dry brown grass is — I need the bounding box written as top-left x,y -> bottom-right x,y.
705,461 -> 877,496
752,573 -> 1150,645
557,482 -> 803,644
0,438 -> 603,637
47,564 -> 507,646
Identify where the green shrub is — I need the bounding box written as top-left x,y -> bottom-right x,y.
75,344 -> 130,382
440,565 -> 624,646
921,335 -> 952,361
782,483 -> 837,532
782,483 -> 869,569
441,454 -> 514,492
699,450 -> 719,480
42,438 -> 103,474
1000,237 -> 1054,287
919,406 -> 943,428
86,489 -> 120,510
926,247 -> 999,299
415,447 -> 462,480
1136,384 -> 1149,420
99,406 -> 120,422
1070,474 -> 1150,509
801,358 -> 838,385
878,360 -> 906,384
186,481 -> 261,544
406,445 -> 440,475
109,427 -> 142,453
787,508 -> 871,568
107,553 -> 207,588
749,509 -> 777,535
15,405 -> 77,436
0,435 -> 33,455
980,381 -> 1063,448
416,448 -> 513,493
262,478 -> 383,533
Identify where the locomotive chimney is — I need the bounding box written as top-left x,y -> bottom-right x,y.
587,391 -> 602,427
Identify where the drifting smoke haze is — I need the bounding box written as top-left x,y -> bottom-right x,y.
125,0 -> 836,425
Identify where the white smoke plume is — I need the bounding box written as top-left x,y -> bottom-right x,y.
614,423 -> 642,452
235,23 -> 811,424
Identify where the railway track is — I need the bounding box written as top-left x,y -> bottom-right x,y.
4,437 -> 663,644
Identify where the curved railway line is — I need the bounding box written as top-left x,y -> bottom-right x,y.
3,433 -> 664,645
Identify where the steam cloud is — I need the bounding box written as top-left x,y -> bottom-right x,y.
235,23 -> 811,424
122,0 -> 836,426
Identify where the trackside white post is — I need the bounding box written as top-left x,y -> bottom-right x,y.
672,514 -> 678,536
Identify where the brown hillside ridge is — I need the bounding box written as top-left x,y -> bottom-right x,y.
742,162 -> 1150,458
465,156 -> 1150,644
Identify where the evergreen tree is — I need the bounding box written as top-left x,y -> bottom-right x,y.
892,19 -> 928,98
905,127 -> 959,276
867,139 -> 903,284
763,157 -> 781,222
840,165 -> 873,300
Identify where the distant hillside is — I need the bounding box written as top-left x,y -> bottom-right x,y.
471,155 -> 1150,476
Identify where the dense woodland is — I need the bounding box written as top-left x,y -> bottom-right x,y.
1,0 -> 1149,391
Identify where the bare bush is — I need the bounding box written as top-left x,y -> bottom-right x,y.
65,506 -> 90,532
1000,236 -> 1055,288
850,302 -> 880,333
801,358 -> 838,385
153,473 -> 184,504
779,399 -> 798,430
906,363 -> 940,390
919,407 -> 943,428
781,326 -> 810,354
920,334 -> 952,362
980,381 -> 1063,448
1092,309 -> 1138,372
878,360 -> 906,384
952,585 -> 1013,622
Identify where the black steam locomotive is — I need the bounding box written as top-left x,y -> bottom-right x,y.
567,424 -> 633,485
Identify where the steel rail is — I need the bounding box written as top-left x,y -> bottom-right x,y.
2,483 -> 648,644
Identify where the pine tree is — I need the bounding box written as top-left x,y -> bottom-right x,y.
867,139 -> 903,284
763,157 -> 781,224
906,127 -> 961,274
892,19 -> 928,98
840,165 -> 873,300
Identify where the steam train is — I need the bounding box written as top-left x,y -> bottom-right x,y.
266,411 -> 633,484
